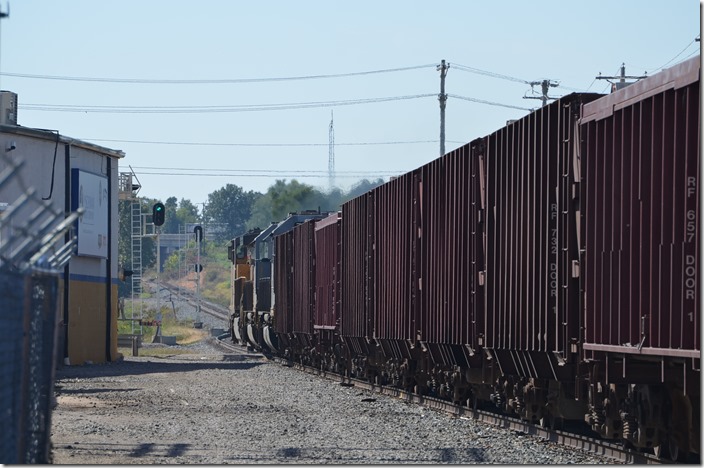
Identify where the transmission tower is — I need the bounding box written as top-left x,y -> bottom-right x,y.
328,110 -> 335,190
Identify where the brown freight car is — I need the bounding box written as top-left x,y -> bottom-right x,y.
314,213 -> 344,372
340,192 -> 374,372
579,56 -> 700,459
480,92 -> 601,425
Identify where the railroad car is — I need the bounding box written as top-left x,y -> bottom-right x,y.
230,56 -> 700,462
578,56 -> 700,459
272,217 -> 317,363
228,211 -> 329,352
227,228 -> 261,346
478,92 -> 601,427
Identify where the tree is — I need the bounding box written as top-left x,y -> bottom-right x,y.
245,179 -> 386,230
176,198 -> 200,225
163,196 -> 179,233
203,184 -> 261,242
246,179 -> 318,230
347,178 -> 385,199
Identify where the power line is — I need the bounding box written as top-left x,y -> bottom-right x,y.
20,94 -> 436,114
131,165 -> 398,175
451,62 -> 570,104
22,92 -> 532,115
81,137 -> 466,147
523,79 -> 559,107
448,93 -> 533,112
648,36 -> 700,74
0,64 -> 436,84
595,63 -> 647,92
451,63 -> 530,84
132,170 -> 402,179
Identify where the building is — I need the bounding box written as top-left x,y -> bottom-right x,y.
0,91 -> 125,365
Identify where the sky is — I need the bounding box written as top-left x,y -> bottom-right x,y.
0,0 -> 700,208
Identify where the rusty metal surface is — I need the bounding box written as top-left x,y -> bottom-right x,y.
273,230 -> 294,334
417,142 -> 484,356
371,170 -> 419,342
483,94 -> 600,377
314,213 -> 341,330
580,57 -> 700,356
340,193 -> 372,340
292,220 -> 316,335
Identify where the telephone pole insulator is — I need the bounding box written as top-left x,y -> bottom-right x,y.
524,79 -> 559,107
595,63 -> 647,92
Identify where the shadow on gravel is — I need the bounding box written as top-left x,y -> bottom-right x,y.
57,387 -> 142,395
237,446 -> 488,464
55,359 -> 265,380
127,442 -> 190,458
277,447 -> 301,458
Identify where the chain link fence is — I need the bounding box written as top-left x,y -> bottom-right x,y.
0,269 -> 60,464
0,143 -> 81,463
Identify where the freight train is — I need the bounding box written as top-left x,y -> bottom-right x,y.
227,57 -> 700,462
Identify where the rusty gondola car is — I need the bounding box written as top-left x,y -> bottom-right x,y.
230,57 -> 700,463
579,56 -> 700,459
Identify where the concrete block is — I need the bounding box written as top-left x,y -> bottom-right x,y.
154,335 -> 177,345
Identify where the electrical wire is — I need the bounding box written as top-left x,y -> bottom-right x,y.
451,63 -> 530,84
80,138 -> 445,147
132,165 -> 400,175
20,94 -> 436,114
448,94 -> 533,112
22,92 -> 533,115
648,37 -> 700,73
0,64 -> 436,84
133,170 -> 403,179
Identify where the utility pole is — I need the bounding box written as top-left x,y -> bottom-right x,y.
155,226 -> 161,338
524,79 -> 559,107
328,110 -> 334,191
595,63 -> 646,92
0,3 -> 8,91
437,59 -> 449,156
193,225 -> 203,329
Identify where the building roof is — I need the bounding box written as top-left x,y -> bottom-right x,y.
0,123 -> 125,159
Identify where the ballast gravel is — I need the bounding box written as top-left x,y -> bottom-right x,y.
50,340 -> 617,464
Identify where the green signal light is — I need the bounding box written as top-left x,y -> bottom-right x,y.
153,202 -> 165,226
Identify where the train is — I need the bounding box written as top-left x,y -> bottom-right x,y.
227,56 -> 700,462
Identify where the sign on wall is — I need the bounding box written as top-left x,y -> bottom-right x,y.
71,169 -> 108,258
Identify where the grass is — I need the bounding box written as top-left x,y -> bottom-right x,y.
118,304 -> 209,346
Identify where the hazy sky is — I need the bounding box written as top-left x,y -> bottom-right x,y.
2,1 -> 700,206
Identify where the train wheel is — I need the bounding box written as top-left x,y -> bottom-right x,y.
668,438 -> 680,461
539,414 -> 555,430
652,434 -> 680,462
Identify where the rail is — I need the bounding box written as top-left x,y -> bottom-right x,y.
246,346 -> 664,465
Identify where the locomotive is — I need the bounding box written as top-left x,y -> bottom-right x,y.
228,56 -> 700,462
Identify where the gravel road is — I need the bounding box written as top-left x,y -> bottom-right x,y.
50,339 -> 618,464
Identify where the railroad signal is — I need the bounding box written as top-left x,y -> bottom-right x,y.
153,202 -> 165,226
194,225 -> 203,242
194,263 -> 203,273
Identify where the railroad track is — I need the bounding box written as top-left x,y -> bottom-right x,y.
212,338 -> 662,465
157,280 -> 231,322
302,364 -> 662,464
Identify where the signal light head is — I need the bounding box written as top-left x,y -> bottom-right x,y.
153,202 -> 165,226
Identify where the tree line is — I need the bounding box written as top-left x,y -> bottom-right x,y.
118,178 -> 383,293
